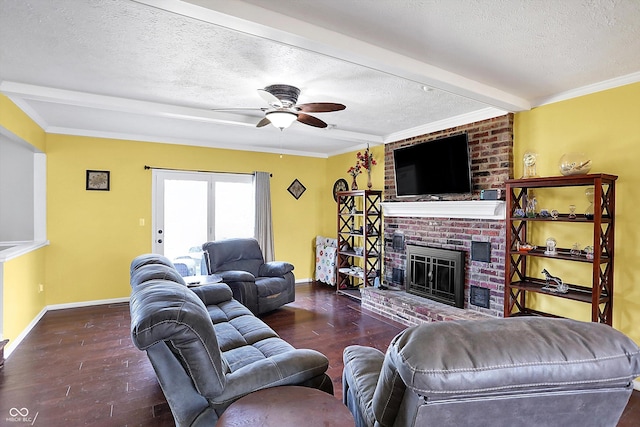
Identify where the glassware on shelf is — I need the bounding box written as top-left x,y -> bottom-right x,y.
550,209 -> 560,220
544,237 -> 557,255
522,151 -> 539,178
568,205 -> 577,219
584,245 -> 594,260
570,243 -> 581,256
525,193 -> 537,218
584,187 -> 595,220
559,152 -> 592,176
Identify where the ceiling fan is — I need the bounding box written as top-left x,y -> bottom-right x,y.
213,84 -> 346,130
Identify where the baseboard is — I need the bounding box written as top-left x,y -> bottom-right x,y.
4,306 -> 47,359
4,296 -> 130,360
47,296 -> 130,311
295,278 -> 312,284
634,379 -> 640,392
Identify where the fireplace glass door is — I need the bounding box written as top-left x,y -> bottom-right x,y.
406,246 -> 465,308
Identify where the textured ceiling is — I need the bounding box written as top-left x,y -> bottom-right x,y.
1,0 -> 639,157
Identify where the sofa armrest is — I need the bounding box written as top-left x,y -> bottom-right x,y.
213,349 -> 329,403
213,270 -> 258,314
259,261 -> 294,277
342,345 -> 386,426
190,283 -> 233,306
216,270 -> 255,282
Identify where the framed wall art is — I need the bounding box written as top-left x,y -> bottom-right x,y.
287,179 -> 306,200
86,170 -> 110,191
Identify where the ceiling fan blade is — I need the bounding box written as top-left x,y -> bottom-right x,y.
296,102 -> 346,113
297,113 -> 327,128
256,117 -> 271,128
257,89 -> 283,108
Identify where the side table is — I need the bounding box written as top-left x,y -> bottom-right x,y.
216,386 -> 354,427
186,274 -> 222,287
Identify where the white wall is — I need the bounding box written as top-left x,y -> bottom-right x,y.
0,134 -> 35,241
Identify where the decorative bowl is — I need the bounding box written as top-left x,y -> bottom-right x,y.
559,152 -> 592,176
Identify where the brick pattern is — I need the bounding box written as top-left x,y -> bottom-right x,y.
361,288 -> 490,327
381,114 -> 514,319
385,114 -> 513,202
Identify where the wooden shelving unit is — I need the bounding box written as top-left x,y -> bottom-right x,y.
336,190 -> 382,299
504,174 -> 617,324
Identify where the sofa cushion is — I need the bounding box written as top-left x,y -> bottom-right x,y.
391,317 -> 640,400
206,299 -> 254,324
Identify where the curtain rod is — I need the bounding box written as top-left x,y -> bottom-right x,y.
144,165 -> 271,177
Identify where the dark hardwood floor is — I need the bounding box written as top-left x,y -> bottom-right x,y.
1,282 -> 638,426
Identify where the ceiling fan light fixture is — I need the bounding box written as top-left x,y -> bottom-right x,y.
266,111 -> 297,129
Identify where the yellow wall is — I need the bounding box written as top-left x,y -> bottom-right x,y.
323,144 -> 385,236
3,249 -> 47,340
44,135 -> 327,304
514,82 -> 640,343
0,94 -> 46,152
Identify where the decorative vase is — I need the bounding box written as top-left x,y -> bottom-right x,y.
351,176 -> 358,190
367,169 -> 372,189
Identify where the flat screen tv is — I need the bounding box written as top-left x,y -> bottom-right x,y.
393,133 -> 472,197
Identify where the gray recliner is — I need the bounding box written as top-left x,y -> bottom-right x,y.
343,317 -> 640,427
129,254 -> 332,427
202,238 -> 295,315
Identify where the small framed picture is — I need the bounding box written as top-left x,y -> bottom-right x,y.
86,170 -> 110,191
287,179 -> 306,200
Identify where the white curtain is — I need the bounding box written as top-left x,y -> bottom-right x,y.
254,171 -> 274,262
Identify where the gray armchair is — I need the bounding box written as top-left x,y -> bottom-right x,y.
202,238 -> 295,315
343,317 -> 640,427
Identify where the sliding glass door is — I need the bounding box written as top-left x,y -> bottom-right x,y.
152,170 -> 254,277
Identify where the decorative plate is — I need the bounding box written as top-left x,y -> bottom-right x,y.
332,178 -> 349,201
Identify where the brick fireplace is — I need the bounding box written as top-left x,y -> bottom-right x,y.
362,114 -> 514,325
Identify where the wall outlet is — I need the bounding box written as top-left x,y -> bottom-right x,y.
139,218 -> 145,226
38,283 -> 44,293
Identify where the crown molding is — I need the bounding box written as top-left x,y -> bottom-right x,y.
46,126 -> 331,158
383,107 -> 508,144
533,71 -> 640,107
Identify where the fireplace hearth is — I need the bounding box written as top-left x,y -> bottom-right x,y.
406,245 -> 465,308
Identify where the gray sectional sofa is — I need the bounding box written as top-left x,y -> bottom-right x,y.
343,317 -> 640,427
129,254 -> 333,427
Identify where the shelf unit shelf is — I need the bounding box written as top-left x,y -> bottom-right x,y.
336,190 -> 382,299
510,248 -> 610,263
504,173 -> 617,324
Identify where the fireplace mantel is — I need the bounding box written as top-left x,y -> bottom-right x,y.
381,200 -> 506,220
